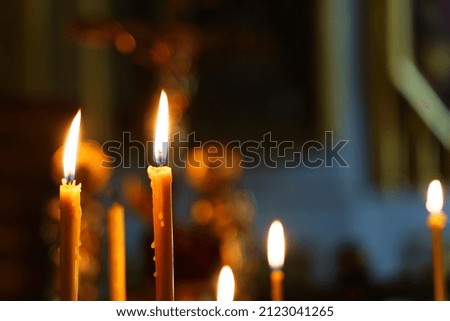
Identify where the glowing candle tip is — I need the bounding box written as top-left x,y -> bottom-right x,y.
267,220 -> 285,270
62,110 -> 81,182
153,90 -> 169,165
217,265 -> 235,301
426,180 -> 444,214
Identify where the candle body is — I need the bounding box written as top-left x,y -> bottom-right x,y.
270,270 -> 284,301
59,179 -> 82,301
148,166 -> 174,301
427,212 -> 447,301
107,202 -> 127,301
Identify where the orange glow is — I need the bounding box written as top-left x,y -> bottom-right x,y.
153,90 -> 169,165
427,180 -> 444,214
217,265 -> 235,301
152,42 -> 171,65
267,220 -> 285,270
115,31 -> 136,54
63,110 -> 81,181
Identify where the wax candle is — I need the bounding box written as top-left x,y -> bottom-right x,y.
267,220 -> 285,301
59,110 -> 82,301
426,179 -> 447,301
107,202 -> 127,301
147,90 -> 174,301
217,265 -> 235,301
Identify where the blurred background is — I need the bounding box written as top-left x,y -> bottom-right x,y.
0,0 -> 450,300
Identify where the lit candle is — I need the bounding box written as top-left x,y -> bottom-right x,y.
267,220 -> 285,301
426,179 -> 447,301
59,110 -> 82,301
217,265 -> 235,301
147,90 -> 174,301
107,202 -> 127,301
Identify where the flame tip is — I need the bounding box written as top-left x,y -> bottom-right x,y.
426,179 -> 444,213
217,265 -> 235,301
62,111 -> 81,180
267,220 -> 285,270
153,90 -> 170,164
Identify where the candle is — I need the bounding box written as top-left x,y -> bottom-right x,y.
147,90 -> 174,301
59,110 -> 82,301
426,179 -> 447,301
267,220 -> 285,301
217,265 -> 235,301
107,202 -> 127,301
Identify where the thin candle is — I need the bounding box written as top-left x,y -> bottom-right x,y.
59,110 -> 82,301
217,265 -> 235,301
267,220 -> 285,301
107,202 -> 127,301
426,179 -> 447,301
147,90 -> 174,301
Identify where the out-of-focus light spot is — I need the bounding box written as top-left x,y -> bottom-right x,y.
191,200 -> 214,225
152,42 -> 171,65
115,31 -> 136,54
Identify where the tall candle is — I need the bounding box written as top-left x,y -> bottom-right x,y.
147,90 -> 174,301
217,265 -> 235,301
267,220 -> 285,301
426,179 -> 447,301
107,202 -> 127,301
59,110 -> 82,301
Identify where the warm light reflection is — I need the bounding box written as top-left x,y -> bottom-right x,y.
154,90 -> 169,165
114,31 -> 136,54
217,265 -> 235,301
426,180 -> 444,214
63,110 -> 81,181
267,220 -> 285,270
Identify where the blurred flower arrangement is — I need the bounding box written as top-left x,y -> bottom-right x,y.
186,145 -> 258,299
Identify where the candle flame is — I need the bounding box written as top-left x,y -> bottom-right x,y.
217,265 -> 235,301
62,110 -> 81,181
267,220 -> 285,270
426,179 -> 444,214
153,90 -> 169,165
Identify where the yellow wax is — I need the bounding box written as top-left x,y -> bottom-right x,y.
147,165 -> 174,301
59,179 -> 82,301
270,270 -> 284,301
107,202 -> 127,301
427,212 -> 447,301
